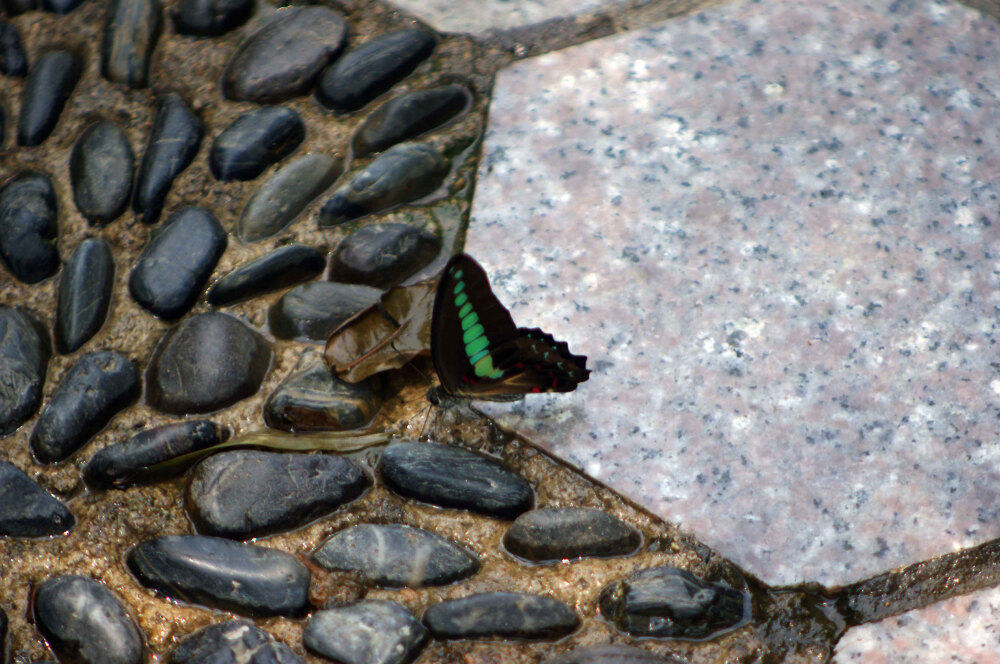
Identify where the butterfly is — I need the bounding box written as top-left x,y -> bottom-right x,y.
429,253 -> 590,403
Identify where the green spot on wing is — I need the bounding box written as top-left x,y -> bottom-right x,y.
466,336 -> 489,356
469,348 -> 489,365
463,323 -> 485,344
461,312 -> 479,331
453,280 -> 465,295
458,302 -> 473,318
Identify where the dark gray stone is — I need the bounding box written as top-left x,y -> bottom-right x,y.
330,222 -> 440,288
69,121 -> 134,225
0,172 -> 59,283
598,566 -> 748,639
145,313 -> 273,415
4,0 -> 86,13
127,535 -> 311,617
186,449 -> 369,539
0,307 -> 50,435
42,0 -> 86,11
222,6 -> 347,103
504,508 -> 641,562
353,84 -> 471,157
0,20 -> 27,77
0,460 -> 73,536
101,0 -> 162,88
33,575 -> 143,664
133,93 -> 203,225
304,600 -> 428,664
17,50 -> 82,146
30,350 -> 140,464
172,0 -> 252,37
210,106 -> 305,182
169,620 -> 302,664
237,154 -> 342,242
264,364 -> 383,432
268,282 -> 381,342
207,244 -> 325,306
316,29 -> 437,113
423,592 -> 579,640
129,206 -> 227,319
312,524 -> 478,588
0,104 -> 4,146
545,645 -> 688,664
84,420 -> 225,488
56,237 -> 114,353
378,442 -> 533,519
319,143 -> 449,227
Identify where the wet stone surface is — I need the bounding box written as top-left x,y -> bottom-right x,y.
207,244 -> 325,306
0,307 -> 50,435
169,620 -> 302,664
145,312 -> 272,414
210,105 -> 305,182
504,507 -> 641,562
55,237 -> 114,354
353,83 -> 473,157
69,121 -> 134,225
33,575 -> 144,664
304,600 -> 428,664
331,222 -> 441,288
0,171 -> 60,284
172,0 -> 253,37
84,420 -> 225,488
17,49 -> 82,147
379,442 -> 534,519
186,449 -> 369,539
101,0 -> 162,88
264,364 -> 384,431
312,523 -> 480,588
30,350 -> 140,464
127,535 -> 311,617
0,460 -> 73,536
268,281 -> 382,342
423,592 -> 580,640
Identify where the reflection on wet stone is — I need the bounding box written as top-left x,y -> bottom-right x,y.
210,106 -> 305,182
353,84 -> 472,157
268,282 -> 382,342
504,507 -> 641,563
0,171 -> 60,284
0,460 -> 73,536
331,222 -> 441,289
264,364 -> 383,431
169,620 -> 302,664
101,0 -> 162,88
172,0 -> 252,37
17,50 -> 82,147
312,524 -> 479,588
304,600 -> 428,664
423,592 -> 580,640
0,21 -> 27,77
69,121 -> 134,225
207,244 -> 325,306
0,307 -> 50,435
56,237 -> 114,353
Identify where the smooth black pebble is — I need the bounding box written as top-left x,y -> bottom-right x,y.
129,206 -> 227,319
331,222 -> 440,288
69,121 -> 134,225
169,620 -> 302,664
127,535 -> 311,617
268,282 -> 381,342
378,442 -> 533,519
319,143 -> 449,227
30,350 -> 140,463
545,645 -> 688,664
0,171 -> 60,283
0,460 -> 73,536
423,592 -> 579,640
18,49 -> 82,147
264,364 -> 383,431
0,307 -> 50,435
33,575 -> 144,664
55,237 -> 114,353
209,106 -> 305,181
312,523 -> 479,588
2,0 -> 86,13
84,420 -> 225,488
504,507 -> 641,562
101,0 -> 163,88
0,20 -> 28,77
172,0 -> 252,37
316,29 -> 437,113
133,93 -> 203,224
145,312 -> 273,414
207,244 -> 325,306
353,84 -> 472,157
304,600 -> 428,664
222,6 -> 346,103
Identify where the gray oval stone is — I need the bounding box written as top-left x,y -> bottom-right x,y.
0,307 -> 50,435
186,449 -> 369,539
353,83 -> 472,157
268,282 -> 382,342
69,121 -> 134,225
101,0 -> 162,88
207,244 -> 326,306
504,508 -> 641,562
30,350 -> 141,464
423,592 -> 579,640
127,535 -> 311,617
378,442 -> 533,519
0,460 -> 73,536
330,222 -> 441,289
264,364 -> 383,432
145,312 -> 273,414
55,237 -> 114,353
304,600 -> 428,664
312,524 -> 479,588
33,575 -> 143,664
222,6 -> 347,103
169,620 -> 302,664
0,171 -> 60,283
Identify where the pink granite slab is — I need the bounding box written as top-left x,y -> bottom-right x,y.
465,0 -> 1000,589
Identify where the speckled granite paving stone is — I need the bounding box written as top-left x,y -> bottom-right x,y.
467,0 -> 1000,590
0,460 -> 73,536
304,600 -> 428,664
169,620 -> 302,664
423,592 -> 579,640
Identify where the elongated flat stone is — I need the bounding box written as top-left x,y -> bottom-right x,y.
304,600 -> 428,664
210,106 -> 305,181
169,620 -> 302,664
34,575 -> 143,664
186,450 -> 369,539
127,535 -> 311,617
18,50 -> 82,147
0,307 -> 50,435
30,350 -> 140,464
313,523 -> 479,588
504,508 -> 641,562
0,171 -> 60,283
0,460 -> 73,536
353,84 -> 472,156
101,0 -> 162,88
207,244 -> 325,306
423,592 -> 579,640
69,121 -> 134,225
268,282 -> 381,342
263,364 -> 383,432
378,442 -> 533,519
55,237 -> 114,353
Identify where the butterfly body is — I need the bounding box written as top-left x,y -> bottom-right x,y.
430,254 -> 590,401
